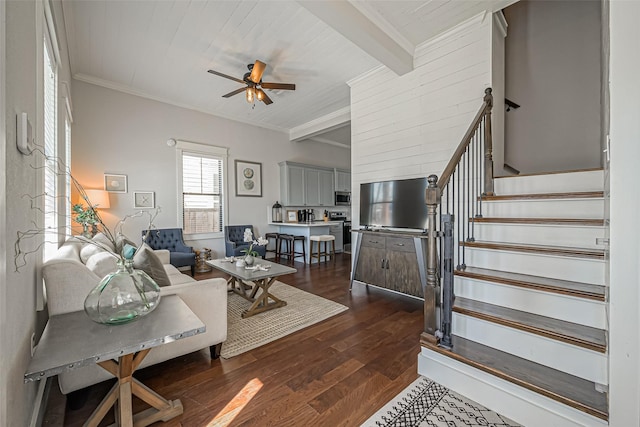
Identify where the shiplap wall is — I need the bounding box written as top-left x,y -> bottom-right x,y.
349,13 -> 492,228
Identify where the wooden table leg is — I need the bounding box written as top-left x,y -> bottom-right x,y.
228,276 -> 254,301
84,349 -> 183,427
241,277 -> 287,318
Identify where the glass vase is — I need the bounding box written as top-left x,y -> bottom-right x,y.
84,259 -> 161,325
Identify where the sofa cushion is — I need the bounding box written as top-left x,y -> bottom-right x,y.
133,244 -> 172,287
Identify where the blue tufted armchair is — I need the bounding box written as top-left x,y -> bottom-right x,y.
142,228 -> 196,276
224,225 -> 267,258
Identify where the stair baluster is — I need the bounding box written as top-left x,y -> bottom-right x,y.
421,88 -> 494,348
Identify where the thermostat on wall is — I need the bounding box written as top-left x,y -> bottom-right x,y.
17,112 -> 33,155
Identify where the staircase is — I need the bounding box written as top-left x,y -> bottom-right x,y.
418,169 -> 609,427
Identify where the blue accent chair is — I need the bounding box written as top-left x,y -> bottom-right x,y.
142,228 -> 196,276
224,225 -> 267,258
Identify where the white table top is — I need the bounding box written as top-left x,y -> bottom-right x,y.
269,221 -> 342,227
24,295 -> 204,382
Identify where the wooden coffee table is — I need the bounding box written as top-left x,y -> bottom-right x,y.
207,258 -> 296,318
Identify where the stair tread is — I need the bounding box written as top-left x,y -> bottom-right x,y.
494,167 -> 603,179
453,297 -> 606,352
456,267 -> 605,301
423,335 -> 608,420
482,191 -> 604,201
461,240 -> 605,259
472,217 -> 605,226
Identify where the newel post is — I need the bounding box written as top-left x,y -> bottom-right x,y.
422,174 -> 440,344
483,88 -> 495,196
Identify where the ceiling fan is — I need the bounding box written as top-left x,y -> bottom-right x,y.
207,60 -> 296,105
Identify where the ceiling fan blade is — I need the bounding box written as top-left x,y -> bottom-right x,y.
249,60 -> 266,84
207,69 -> 245,84
261,82 -> 296,91
256,89 -> 273,105
222,87 -> 247,98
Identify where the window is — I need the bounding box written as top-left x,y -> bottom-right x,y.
177,142 -> 227,236
43,35 -> 58,261
64,115 -> 71,234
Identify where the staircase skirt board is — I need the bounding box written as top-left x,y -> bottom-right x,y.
465,247 -> 605,285
494,169 -> 604,195
452,314 -> 608,384
418,336 -> 609,424
472,222 -> 605,249
453,297 -> 606,352
481,198 -> 604,219
455,276 -> 606,329
456,267 -> 605,301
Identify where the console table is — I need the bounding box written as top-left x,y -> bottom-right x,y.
24,295 -> 205,427
350,230 -> 428,299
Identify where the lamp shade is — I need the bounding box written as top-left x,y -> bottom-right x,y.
84,189 -> 110,209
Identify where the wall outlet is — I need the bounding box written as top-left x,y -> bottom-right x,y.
30,332 -> 36,356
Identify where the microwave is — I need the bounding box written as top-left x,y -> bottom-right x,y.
335,191 -> 351,206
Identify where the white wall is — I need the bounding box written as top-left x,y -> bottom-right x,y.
1,0 -> 72,424
71,81 -> 349,256
349,13 -> 492,228
503,0 -> 602,174
608,1 -> 640,426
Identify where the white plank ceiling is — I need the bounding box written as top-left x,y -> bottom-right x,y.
62,0 -> 512,136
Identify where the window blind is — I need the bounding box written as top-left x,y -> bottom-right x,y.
181,152 -> 223,234
43,38 -> 58,261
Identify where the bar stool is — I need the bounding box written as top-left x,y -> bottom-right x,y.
309,235 -> 335,264
278,234 -> 306,265
265,232 -> 280,260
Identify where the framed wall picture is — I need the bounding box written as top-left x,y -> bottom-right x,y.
133,192 -> 155,209
104,174 -> 128,193
235,160 -> 262,197
286,210 -> 298,223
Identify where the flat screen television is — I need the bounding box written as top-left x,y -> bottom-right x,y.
360,177 -> 428,230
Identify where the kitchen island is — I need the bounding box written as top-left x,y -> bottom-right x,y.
268,221 -> 342,264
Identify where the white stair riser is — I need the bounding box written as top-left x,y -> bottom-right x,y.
473,223 -> 605,249
494,170 -> 604,195
418,350 -> 608,427
482,198 -> 604,219
464,247 -> 605,285
455,277 -> 607,329
452,314 -> 608,384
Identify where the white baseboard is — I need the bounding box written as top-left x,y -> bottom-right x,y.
418,348 -> 608,427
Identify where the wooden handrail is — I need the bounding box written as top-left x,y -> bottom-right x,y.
437,88 -> 493,192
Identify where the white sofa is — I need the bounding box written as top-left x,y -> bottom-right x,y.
42,237 -> 227,394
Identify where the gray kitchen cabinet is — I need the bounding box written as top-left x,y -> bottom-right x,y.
335,169 -> 351,192
280,161 -> 335,207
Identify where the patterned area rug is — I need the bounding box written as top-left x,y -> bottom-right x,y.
362,377 -> 522,427
220,281 -> 348,358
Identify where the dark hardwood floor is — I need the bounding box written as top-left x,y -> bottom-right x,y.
53,253 -> 424,426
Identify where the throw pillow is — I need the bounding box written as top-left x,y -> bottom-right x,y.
80,243 -> 106,264
85,251 -> 118,278
92,232 -> 115,252
115,234 -> 138,254
122,243 -> 137,260
133,244 -> 172,287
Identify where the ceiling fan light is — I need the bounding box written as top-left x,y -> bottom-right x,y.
256,89 -> 264,101
246,87 -> 255,103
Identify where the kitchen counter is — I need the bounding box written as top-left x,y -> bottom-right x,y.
268,222 -> 343,263
268,221 -> 342,227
